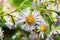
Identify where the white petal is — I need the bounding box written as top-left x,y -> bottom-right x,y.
12,35 -> 16,39
21,23 -> 27,31
51,12 -> 58,18
47,35 -> 53,40
32,10 -> 40,17
29,32 -> 38,40
16,18 -> 25,24
35,21 -> 41,25
58,16 -> 60,18
39,32 -> 44,39
3,16 -> 9,21
57,30 -> 60,34
10,12 -> 21,19
5,22 -> 14,29
22,23 -> 34,31
29,25 -> 35,31
0,27 -> 2,33
53,30 -> 58,35
35,15 -> 47,25
21,7 -> 30,16
35,15 -> 44,21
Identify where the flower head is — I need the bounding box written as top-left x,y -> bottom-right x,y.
19,7 -> 49,32
3,12 -> 20,29
26,15 -> 35,25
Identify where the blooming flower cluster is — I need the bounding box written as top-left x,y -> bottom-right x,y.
0,0 -> 60,40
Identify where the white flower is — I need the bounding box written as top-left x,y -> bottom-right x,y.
3,12 -> 20,29
38,24 -> 48,39
18,7 -> 47,31
0,27 -> 4,40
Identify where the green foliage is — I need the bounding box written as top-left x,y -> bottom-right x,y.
10,0 -> 24,7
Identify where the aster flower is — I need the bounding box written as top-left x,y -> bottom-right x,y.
0,27 -> 4,40
39,24 -> 47,39
47,30 -> 60,40
18,7 -> 47,31
3,12 -> 20,29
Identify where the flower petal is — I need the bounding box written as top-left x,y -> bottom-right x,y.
3,16 -> 9,21
51,12 -> 58,18
32,10 -> 40,17
22,23 -> 34,31
21,7 -> 30,17
5,22 -> 14,29
10,12 -> 21,19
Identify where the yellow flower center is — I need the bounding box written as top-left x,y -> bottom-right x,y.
34,0 -> 38,2
40,24 -> 46,32
26,15 -> 35,25
9,17 -> 17,23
